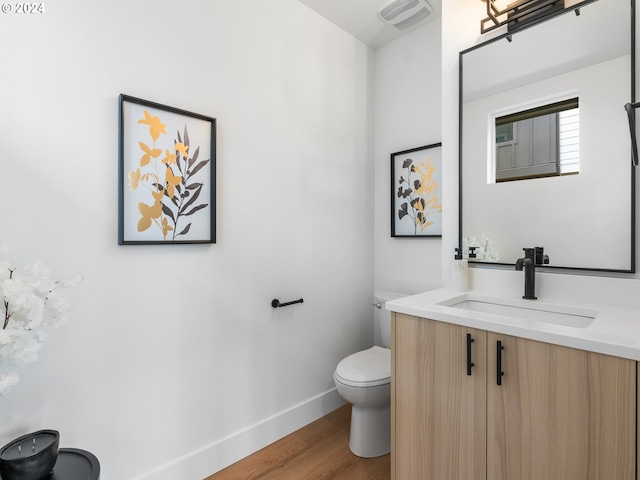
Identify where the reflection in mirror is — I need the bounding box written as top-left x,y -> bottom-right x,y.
459,0 -> 635,272
494,98 -> 579,182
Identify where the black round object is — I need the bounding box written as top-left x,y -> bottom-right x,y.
0,430 -> 60,480
0,448 -> 99,480
50,449 -> 100,480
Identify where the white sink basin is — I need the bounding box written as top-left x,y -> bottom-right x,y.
439,294 -> 598,329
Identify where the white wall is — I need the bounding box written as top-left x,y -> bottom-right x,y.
0,1 -> 375,479
441,0 -> 484,288
442,2 -> 640,305
373,20 -> 443,301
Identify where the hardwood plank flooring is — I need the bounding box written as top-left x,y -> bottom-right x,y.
205,404 -> 390,480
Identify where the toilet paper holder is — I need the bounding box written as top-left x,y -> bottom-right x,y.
271,298 -> 304,308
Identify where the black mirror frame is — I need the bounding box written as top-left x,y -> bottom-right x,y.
458,0 -> 636,274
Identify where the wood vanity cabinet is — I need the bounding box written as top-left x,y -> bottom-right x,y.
392,314 -> 487,480
391,313 -> 636,480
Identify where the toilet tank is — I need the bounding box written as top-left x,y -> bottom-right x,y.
374,292 -> 407,348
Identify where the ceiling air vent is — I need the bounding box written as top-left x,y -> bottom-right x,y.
377,0 -> 432,30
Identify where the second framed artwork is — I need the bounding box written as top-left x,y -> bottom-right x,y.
391,142 -> 443,237
118,94 -> 216,245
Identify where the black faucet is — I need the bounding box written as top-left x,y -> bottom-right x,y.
515,247 -> 549,300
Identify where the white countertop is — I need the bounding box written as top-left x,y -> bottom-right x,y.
386,288 -> 640,361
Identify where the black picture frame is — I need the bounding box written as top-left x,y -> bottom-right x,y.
391,142 -> 443,238
118,94 -> 216,245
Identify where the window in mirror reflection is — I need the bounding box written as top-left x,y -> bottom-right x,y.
494,97 -> 579,182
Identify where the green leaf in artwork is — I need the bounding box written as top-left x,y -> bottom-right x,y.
411,197 -> 426,210
176,223 -> 192,237
188,146 -> 200,168
180,184 -> 203,214
398,203 -> 409,220
183,204 -> 208,217
162,204 -> 175,223
189,159 -> 210,177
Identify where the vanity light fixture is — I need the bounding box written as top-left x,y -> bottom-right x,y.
481,0 -> 583,35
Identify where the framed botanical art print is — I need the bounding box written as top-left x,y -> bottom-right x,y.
118,94 -> 216,245
391,142 -> 442,237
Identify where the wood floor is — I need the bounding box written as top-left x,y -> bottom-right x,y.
204,404 -> 390,480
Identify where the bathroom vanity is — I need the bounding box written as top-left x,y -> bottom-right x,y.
387,289 -> 640,480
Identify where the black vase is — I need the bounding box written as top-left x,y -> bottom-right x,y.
0,430 -> 60,480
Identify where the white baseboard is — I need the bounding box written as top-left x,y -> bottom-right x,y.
135,388 -> 346,480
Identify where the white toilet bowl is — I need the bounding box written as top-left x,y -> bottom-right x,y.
334,345 -> 391,457
334,292 -> 406,457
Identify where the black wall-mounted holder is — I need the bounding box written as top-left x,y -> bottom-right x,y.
271,298 -> 304,308
624,102 -> 640,167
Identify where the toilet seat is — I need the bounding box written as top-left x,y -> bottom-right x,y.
335,346 -> 390,387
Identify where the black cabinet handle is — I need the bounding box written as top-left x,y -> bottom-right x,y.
497,340 -> 505,385
466,334 -> 475,375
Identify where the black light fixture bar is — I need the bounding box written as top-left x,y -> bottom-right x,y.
481,0 -> 565,34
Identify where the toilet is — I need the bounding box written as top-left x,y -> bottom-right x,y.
333,291 -> 406,458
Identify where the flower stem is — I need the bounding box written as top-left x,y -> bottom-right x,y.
3,269 -> 14,329
3,302 -> 10,329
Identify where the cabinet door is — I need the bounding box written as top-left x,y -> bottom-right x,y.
393,314 -> 486,480
487,333 -> 636,480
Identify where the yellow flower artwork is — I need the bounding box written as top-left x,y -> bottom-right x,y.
119,95 -> 215,244
138,110 -> 167,142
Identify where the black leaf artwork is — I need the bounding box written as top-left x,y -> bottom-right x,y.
396,154 -> 442,235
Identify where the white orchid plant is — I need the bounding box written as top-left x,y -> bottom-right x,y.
462,234 -> 500,262
0,247 -> 81,396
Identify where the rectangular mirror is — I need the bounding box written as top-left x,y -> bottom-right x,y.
459,0 -> 635,272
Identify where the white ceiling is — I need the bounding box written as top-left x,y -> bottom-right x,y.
297,0 -> 442,50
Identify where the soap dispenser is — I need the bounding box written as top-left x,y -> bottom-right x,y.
450,248 -> 468,291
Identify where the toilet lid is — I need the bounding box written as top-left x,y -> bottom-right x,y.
335,346 -> 390,387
